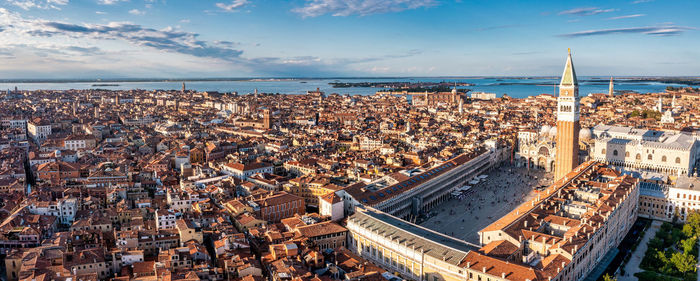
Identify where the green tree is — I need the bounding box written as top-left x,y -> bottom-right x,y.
648,237 -> 664,250
686,211 -> 700,237
683,224 -> 694,238
680,237 -> 697,255
670,252 -> 696,274
602,273 -> 617,281
657,250 -> 670,265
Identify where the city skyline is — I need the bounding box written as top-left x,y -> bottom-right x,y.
0,0 -> 699,78
2,22 -> 700,280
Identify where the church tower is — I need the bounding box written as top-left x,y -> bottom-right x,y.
554,49 -> 580,181
609,77 -> 614,96
263,109 -> 271,129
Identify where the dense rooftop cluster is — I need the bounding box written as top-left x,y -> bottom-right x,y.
0,84 -> 698,281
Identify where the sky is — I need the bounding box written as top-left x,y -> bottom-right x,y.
0,0 -> 698,78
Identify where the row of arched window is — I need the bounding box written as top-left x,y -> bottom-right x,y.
602,149 -> 681,164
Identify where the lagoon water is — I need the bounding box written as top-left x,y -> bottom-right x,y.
0,77 -> 683,99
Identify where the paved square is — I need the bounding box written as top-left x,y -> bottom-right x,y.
419,165 -> 553,244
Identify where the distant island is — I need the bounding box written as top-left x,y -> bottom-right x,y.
330,81 -> 475,93
330,81 -> 474,92
586,77 -> 700,86
91,84 -> 120,87
1,77 -> 699,85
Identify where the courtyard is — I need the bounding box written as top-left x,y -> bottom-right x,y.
420,165 -> 553,244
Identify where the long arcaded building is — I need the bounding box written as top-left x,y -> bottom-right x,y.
339,146 -> 506,220
345,161 -> 640,281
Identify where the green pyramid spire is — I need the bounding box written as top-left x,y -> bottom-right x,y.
560,48 -> 578,87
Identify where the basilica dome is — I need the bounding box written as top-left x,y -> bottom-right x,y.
579,127 -> 593,140
540,125 -> 551,136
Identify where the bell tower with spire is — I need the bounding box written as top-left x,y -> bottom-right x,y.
609,77 -> 614,96
554,49 -> 580,181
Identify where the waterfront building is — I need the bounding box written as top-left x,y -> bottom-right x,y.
590,125 -> 700,176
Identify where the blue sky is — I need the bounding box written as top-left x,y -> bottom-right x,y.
0,0 -> 698,78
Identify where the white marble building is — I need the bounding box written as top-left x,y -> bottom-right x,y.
591,125 -> 700,176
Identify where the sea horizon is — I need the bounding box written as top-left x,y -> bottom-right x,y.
2,76 -> 696,99
1,75 -> 699,84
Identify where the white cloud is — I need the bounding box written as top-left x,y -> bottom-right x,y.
558,7 -> 617,16
97,0 -> 128,5
369,66 -> 390,73
215,0 -> 248,12
0,7 -> 420,77
0,8 -> 244,60
128,9 -> 145,15
607,14 -> 645,20
293,0 -> 435,17
9,0 -> 69,10
559,25 -> 695,37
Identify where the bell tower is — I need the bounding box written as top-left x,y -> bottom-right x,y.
263,109 -> 271,129
554,49 -> 580,180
